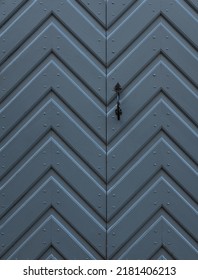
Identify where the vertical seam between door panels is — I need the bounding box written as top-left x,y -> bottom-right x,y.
105,0 -> 108,260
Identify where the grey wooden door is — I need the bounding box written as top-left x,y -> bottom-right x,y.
107,0 -> 198,259
0,0 -> 107,260
0,0 -> 198,260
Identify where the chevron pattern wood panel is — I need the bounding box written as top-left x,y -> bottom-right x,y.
0,0 -> 107,260
0,0 -> 198,260
107,0 -> 198,260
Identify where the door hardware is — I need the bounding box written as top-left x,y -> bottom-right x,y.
114,83 -> 122,120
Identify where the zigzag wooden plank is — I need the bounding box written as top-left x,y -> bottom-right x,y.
0,0 -> 28,27
160,24 -> 198,87
107,139 -> 198,219
0,182 -> 51,257
107,0 -> 137,28
161,61 -> 198,125
162,217 -> 198,259
185,0 -> 198,11
107,25 -> 161,101
51,139 -> 106,219
107,24 -> 198,101
113,217 -> 198,260
107,60 -> 198,142
0,23 -> 106,102
6,217 -> 100,260
51,217 -> 104,260
0,177 -> 106,258
0,138 -> 106,219
107,0 -> 161,64
110,218 -> 163,259
1,98 -> 106,183
161,0 -> 198,48
0,0 -> 105,64
0,140 -> 51,218
40,247 -> 64,260
0,102 -> 51,178
0,60 -> 106,142
151,248 -> 174,260
108,101 -> 197,180
78,0 -> 106,27
107,101 -> 162,180
107,178 -> 197,257
5,218 -> 52,260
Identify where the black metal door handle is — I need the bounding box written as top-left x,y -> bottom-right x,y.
114,83 -> 122,120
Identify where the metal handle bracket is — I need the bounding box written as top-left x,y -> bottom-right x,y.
114,83 -> 122,120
